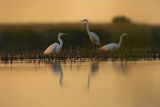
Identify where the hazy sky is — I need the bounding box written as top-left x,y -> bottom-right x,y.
0,0 -> 160,24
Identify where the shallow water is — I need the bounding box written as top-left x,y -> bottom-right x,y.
0,61 -> 160,107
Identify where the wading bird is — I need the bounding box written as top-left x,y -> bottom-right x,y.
44,33 -> 66,55
81,19 -> 101,46
100,33 -> 128,52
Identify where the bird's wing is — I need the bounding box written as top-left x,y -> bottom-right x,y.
44,43 -> 59,55
90,32 -> 100,40
100,43 -> 117,51
90,32 -> 100,44
99,45 -> 108,51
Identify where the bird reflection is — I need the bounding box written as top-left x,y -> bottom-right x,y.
88,62 -> 99,89
112,60 -> 128,73
77,61 -> 82,72
120,60 -> 128,73
50,63 -> 63,87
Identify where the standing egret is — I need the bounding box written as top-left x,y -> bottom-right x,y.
44,33 -> 66,55
100,33 -> 128,52
81,19 -> 101,46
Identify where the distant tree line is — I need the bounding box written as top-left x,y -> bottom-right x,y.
112,16 -> 131,24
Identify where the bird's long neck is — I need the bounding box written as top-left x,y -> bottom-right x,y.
118,35 -> 123,47
58,36 -> 63,48
86,21 -> 91,34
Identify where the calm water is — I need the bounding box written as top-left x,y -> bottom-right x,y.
0,61 -> 160,107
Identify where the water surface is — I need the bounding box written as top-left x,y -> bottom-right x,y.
0,61 -> 160,107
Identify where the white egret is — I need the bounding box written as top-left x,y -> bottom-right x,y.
44,33 -> 66,55
100,33 -> 128,52
81,19 -> 101,46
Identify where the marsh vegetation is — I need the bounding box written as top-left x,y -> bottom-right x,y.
0,17 -> 160,62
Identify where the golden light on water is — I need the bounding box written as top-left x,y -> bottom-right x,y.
0,0 -> 160,24
0,61 -> 160,107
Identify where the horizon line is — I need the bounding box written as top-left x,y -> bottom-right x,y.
0,21 -> 159,26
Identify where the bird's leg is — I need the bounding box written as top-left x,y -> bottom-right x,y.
111,52 -> 116,61
108,52 -> 112,61
51,55 -> 54,63
56,54 -> 61,63
58,54 -> 61,63
55,54 -> 57,63
91,44 -> 96,60
91,44 -> 94,50
94,44 -> 99,61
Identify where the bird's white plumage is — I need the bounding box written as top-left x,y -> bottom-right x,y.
100,33 -> 128,52
44,43 -> 60,55
100,43 -> 119,52
44,33 -> 65,55
89,32 -> 100,45
81,19 -> 101,46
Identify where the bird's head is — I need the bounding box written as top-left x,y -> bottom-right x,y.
80,19 -> 88,23
58,33 -> 67,37
121,33 -> 128,38
122,33 -> 128,36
